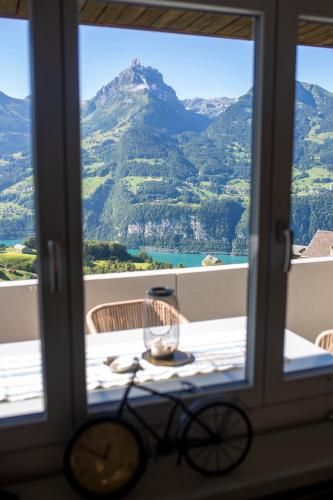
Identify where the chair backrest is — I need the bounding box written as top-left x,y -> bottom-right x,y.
315,330 -> 333,353
86,299 -> 188,334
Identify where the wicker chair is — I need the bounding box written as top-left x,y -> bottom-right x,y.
315,330 -> 333,354
86,299 -> 189,334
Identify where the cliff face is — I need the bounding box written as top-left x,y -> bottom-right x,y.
88,196 -> 244,253
127,216 -> 205,240
123,218 -> 228,251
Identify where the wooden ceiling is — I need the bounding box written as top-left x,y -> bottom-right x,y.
1,0 -> 333,47
78,2 -> 255,40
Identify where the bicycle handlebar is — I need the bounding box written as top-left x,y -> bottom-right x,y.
130,357 -> 141,381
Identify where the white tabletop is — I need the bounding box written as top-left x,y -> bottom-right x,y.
1,316 -> 333,403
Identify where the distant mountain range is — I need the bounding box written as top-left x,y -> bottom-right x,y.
1,60 -> 333,252
182,97 -> 236,118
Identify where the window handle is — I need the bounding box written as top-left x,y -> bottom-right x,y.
277,222 -> 293,273
47,239 -> 63,293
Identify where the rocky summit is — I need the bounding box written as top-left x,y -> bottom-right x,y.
82,59 -> 209,137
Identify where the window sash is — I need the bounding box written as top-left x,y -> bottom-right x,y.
0,0 -> 75,451
265,0 -> 333,404
67,0 -> 277,420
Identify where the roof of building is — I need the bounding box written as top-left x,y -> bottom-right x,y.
292,244 -> 307,257
302,230 -> 333,258
13,244 -> 26,250
202,255 -> 220,266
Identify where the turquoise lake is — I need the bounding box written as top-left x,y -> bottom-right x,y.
129,249 -> 247,268
0,240 -> 248,267
0,239 -> 22,246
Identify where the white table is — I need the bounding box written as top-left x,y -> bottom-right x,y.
0,317 -> 332,405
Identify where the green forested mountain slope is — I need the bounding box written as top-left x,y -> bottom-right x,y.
0,91 -> 33,237
1,61 -> 333,253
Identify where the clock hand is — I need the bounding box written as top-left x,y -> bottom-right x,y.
79,444 -> 106,460
102,443 -> 112,460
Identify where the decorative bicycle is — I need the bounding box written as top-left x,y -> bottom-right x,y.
64,360 -> 252,498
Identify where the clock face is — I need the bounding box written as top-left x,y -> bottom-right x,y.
65,419 -> 145,498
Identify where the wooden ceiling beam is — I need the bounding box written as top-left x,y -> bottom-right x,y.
167,11 -> 204,31
96,3 -> 127,25
215,17 -> 253,37
115,5 -> 147,26
80,2 -> 106,23
132,6 -> 167,28
148,9 -> 186,29
199,14 -> 239,35
182,13 -> 222,34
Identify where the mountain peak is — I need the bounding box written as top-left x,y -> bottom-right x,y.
296,81 -> 333,109
89,62 -> 179,110
131,58 -> 141,68
82,62 -> 210,135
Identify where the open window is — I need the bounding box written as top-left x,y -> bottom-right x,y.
266,0 -> 333,403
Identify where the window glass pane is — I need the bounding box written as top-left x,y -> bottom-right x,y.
78,4 -> 256,404
0,17 -> 44,417
284,21 -> 333,374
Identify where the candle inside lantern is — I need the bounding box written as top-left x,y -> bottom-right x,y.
151,336 -> 175,358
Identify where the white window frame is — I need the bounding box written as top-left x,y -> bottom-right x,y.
0,0 -> 78,455
265,0 -> 333,403
66,0 -> 277,423
7,0 -> 333,482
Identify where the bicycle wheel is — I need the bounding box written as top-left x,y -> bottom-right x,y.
181,401 -> 252,476
64,417 -> 147,499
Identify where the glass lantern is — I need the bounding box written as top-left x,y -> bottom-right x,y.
143,287 -> 180,359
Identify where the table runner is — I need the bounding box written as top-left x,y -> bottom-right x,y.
1,316 -> 330,403
0,326 -> 246,402
86,330 -> 246,391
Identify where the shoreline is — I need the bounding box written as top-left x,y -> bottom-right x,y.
0,240 -> 248,258
130,246 -> 249,257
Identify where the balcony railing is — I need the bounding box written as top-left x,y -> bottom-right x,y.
0,257 -> 333,345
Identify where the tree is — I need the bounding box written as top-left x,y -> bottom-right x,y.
23,236 -> 36,250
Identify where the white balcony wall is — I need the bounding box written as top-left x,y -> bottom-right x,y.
175,264 -> 248,322
83,264 -> 248,332
0,280 -> 39,343
0,259 -> 332,344
0,265 -> 247,342
84,270 -> 177,324
286,257 -> 333,343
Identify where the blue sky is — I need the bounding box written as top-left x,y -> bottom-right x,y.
0,19 -> 31,98
79,26 -> 254,100
1,18 -> 333,101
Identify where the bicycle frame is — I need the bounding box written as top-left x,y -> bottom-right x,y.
116,364 -> 218,454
